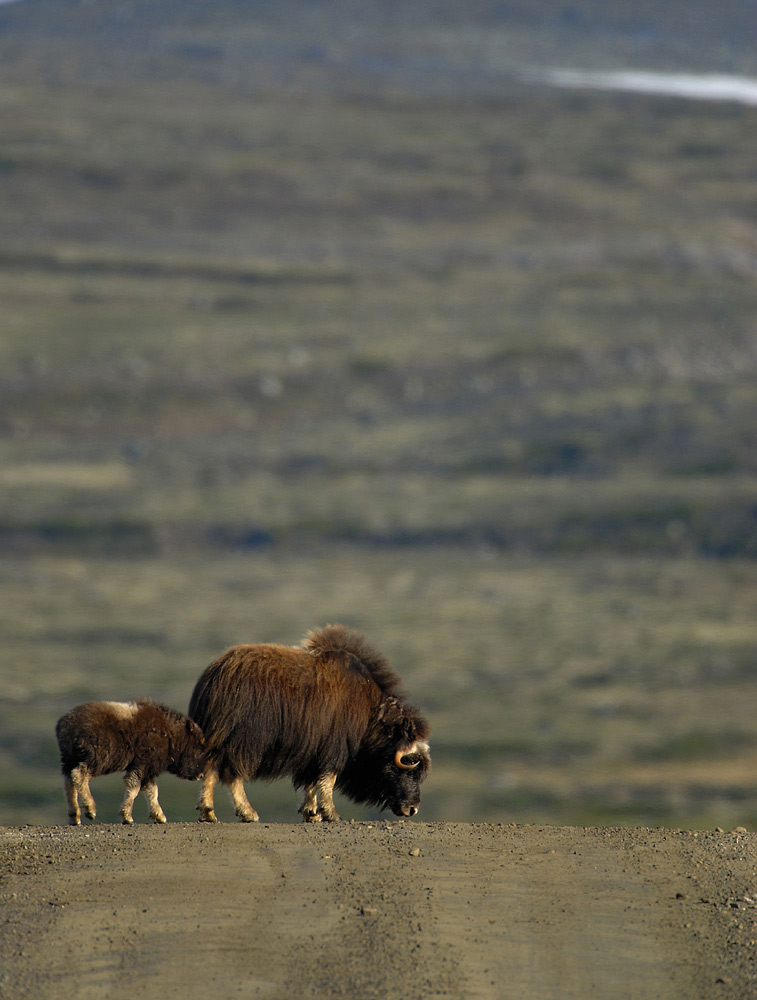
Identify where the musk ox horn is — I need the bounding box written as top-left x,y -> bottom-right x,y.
394,742 -> 427,770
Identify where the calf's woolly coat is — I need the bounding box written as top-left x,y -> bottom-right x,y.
56,700 -> 206,825
188,624 -> 430,823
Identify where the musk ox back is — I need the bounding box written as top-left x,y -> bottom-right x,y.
188,624 -> 430,823
56,699 -> 207,825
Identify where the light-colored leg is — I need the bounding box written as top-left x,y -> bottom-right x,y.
76,766 -> 97,821
299,773 -> 339,823
228,776 -> 258,822
316,773 -> 339,822
142,779 -> 167,824
120,772 -> 141,825
63,772 -> 81,826
299,783 -> 320,822
197,767 -> 219,823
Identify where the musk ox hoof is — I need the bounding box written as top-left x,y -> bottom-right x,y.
237,811 -> 259,823
197,809 -> 218,823
120,815 -> 134,826
301,807 -> 339,823
151,814 -> 167,825
68,815 -> 81,826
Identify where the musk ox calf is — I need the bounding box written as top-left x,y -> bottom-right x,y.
188,624 -> 430,823
55,700 -> 207,826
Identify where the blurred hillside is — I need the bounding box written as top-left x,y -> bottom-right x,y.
2,0 -> 756,88
0,0 -> 756,828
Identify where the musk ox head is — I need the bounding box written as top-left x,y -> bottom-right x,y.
168,717 -> 208,780
339,699 -> 431,817
386,739 -> 431,816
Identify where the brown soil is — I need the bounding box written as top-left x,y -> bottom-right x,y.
1,822 -> 755,999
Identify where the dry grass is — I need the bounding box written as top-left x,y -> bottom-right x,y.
3,549 -> 757,827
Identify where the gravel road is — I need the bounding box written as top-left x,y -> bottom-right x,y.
1,822 -> 755,999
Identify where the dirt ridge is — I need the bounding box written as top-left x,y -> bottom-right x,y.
1,822 -> 755,999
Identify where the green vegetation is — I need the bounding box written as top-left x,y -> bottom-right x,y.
0,0 -> 755,828
3,552 -> 757,827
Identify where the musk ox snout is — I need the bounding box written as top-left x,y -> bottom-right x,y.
394,802 -> 419,817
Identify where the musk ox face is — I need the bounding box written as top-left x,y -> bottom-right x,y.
345,739 -> 431,817
167,718 -> 207,780
386,741 -> 431,816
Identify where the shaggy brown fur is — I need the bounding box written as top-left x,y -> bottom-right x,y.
56,700 -> 207,825
188,624 -> 430,823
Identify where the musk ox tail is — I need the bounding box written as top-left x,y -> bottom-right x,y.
303,624 -> 404,696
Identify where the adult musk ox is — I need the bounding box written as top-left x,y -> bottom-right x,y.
188,624 -> 430,823
55,700 -> 207,825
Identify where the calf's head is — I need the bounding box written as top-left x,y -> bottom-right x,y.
168,717 -> 208,780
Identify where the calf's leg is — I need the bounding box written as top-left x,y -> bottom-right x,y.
120,771 -> 141,825
72,764 -> 97,822
141,779 -> 167,824
63,771 -> 81,825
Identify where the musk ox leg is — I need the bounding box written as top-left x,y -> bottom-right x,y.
228,776 -> 259,823
316,772 -> 339,822
197,767 -> 219,823
73,765 -> 97,822
299,784 -> 320,822
141,779 -> 167,824
120,772 -> 141,825
299,773 -> 339,823
63,771 -> 82,825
